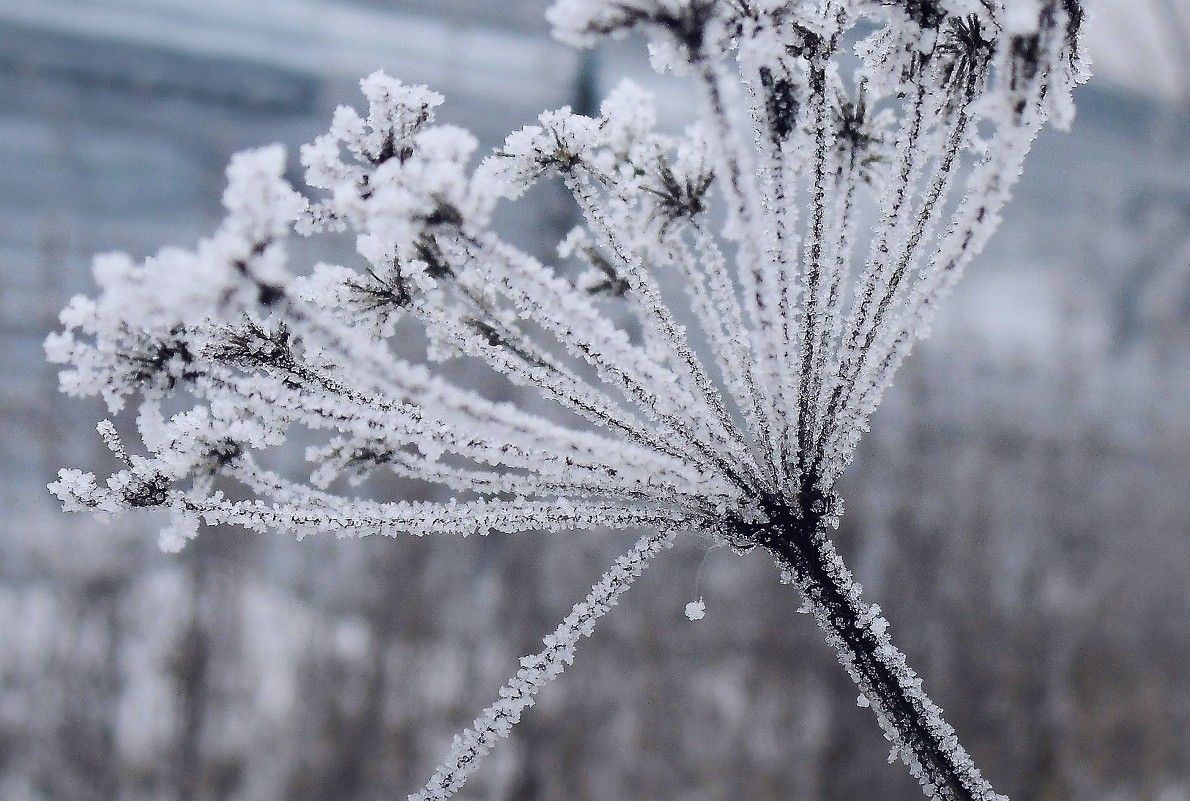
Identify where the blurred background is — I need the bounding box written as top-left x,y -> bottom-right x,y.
0,2 -> 1187,800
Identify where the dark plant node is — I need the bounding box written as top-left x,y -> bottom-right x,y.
1009,33 -> 1042,89
580,245 -> 629,296
835,85 -> 886,182
415,236 -> 454,279
643,154 -> 714,231
937,14 -> 996,97
123,472 -> 171,508
345,264 -> 413,311
759,66 -> 799,143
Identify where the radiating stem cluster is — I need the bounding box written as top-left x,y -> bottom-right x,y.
47,2 -> 1088,799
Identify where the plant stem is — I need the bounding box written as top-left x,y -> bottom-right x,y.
757,496 -> 1003,801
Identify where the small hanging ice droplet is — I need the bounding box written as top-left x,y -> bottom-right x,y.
684,597 -> 706,621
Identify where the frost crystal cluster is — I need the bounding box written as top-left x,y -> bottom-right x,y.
46,2 -> 1088,800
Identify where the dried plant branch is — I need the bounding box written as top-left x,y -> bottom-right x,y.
47,2 -> 1089,799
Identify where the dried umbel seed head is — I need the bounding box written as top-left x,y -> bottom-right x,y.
49,2 -> 1087,800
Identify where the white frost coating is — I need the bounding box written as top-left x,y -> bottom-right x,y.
411,530 -> 673,801
1002,0 -> 1043,34
546,0 -> 690,48
48,5 -> 1087,801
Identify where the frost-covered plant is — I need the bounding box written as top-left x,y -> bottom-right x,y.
46,1 -> 1088,800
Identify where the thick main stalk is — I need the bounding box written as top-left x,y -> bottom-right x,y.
750,495 -> 1003,801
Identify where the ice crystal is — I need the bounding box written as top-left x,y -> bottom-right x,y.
47,3 -> 1088,800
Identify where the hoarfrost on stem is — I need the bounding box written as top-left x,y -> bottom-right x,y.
46,2 -> 1088,800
